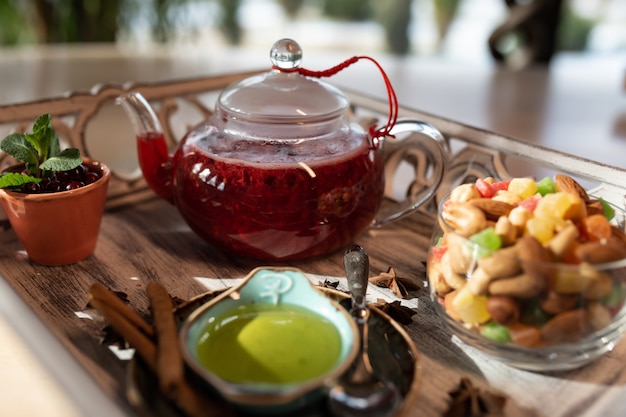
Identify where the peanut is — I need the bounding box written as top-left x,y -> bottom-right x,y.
486,295 -> 520,325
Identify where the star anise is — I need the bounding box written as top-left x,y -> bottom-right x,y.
368,267 -> 419,298
318,279 -> 340,289
373,299 -> 416,325
444,377 -> 506,417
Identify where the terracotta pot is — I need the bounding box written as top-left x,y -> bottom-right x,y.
0,159 -> 110,266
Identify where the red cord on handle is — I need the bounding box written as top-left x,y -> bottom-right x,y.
272,55 -> 398,143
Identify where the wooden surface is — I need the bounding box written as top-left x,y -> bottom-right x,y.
2,193 -> 626,417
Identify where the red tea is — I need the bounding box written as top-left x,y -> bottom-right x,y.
138,130 -> 384,260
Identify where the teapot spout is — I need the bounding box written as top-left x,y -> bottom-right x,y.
117,92 -> 175,203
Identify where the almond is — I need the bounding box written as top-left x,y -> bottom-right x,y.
575,242 -> 626,264
586,199 -> 606,216
554,173 -> 590,202
468,198 -> 515,221
541,309 -> 592,344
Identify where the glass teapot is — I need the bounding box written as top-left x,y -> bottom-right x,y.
118,39 -> 447,261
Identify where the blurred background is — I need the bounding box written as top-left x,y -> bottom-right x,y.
0,0 -> 624,174
0,0 -> 624,62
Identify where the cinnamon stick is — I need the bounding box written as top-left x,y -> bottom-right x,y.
146,282 -> 184,398
89,282 -> 154,339
89,283 -> 235,417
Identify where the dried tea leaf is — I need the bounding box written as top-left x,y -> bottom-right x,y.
444,377 -> 506,417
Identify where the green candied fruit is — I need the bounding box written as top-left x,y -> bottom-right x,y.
481,322 -> 511,343
536,176 -> 555,196
469,227 -> 502,257
598,197 -> 615,221
602,283 -> 626,309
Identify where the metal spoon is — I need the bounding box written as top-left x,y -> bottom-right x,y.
328,245 -> 402,417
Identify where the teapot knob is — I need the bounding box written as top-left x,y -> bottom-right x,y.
270,38 -> 302,70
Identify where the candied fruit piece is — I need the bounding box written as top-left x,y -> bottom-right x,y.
481,322 -> 511,343
525,216 -> 554,244
582,214 -> 612,242
536,176 -> 555,196
599,197 -> 615,220
475,178 -> 495,198
452,286 -> 491,325
431,245 -> 447,263
518,194 -> 541,213
508,177 -> 538,200
493,180 -> 510,192
534,192 -> 574,220
469,227 -> 502,257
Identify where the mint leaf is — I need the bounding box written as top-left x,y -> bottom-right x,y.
0,133 -> 39,166
39,148 -> 82,172
0,172 -> 41,188
30,113 -> 55,160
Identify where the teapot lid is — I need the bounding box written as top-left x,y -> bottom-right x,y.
217,39 -> 350,123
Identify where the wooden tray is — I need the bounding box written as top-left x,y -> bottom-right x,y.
1,72 -> 626,417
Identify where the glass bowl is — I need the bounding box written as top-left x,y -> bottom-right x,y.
427,179 -> 626,371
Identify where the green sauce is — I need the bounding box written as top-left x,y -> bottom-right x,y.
195,304 -> 342,385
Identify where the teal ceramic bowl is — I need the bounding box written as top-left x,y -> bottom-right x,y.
179,267 -> 359,414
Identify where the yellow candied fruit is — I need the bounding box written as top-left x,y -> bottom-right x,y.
535,192 -> 575,220
525,216 -> 555,244
451,286 -> 491,325
508,177 -> 538,200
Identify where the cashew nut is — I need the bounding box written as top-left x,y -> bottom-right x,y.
488,272 -> 545,298
446,232 -> 478,275
466,267 -> 492,295
492,190 -> 523,206
477,244 -> 521,279
441,202 -> 487,237
428,261 -> 452,295
494,215 -> 517,246
440,252 -> 468,290
449,183 -> 481,203
547,222 -> 579,259
508,207 -> 532,233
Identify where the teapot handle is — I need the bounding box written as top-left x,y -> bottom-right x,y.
373,119 -> 448,227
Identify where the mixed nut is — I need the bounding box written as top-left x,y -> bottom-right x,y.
428,174 -> 626,347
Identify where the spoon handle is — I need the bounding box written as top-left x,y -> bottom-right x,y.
344,245 -> 369,312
